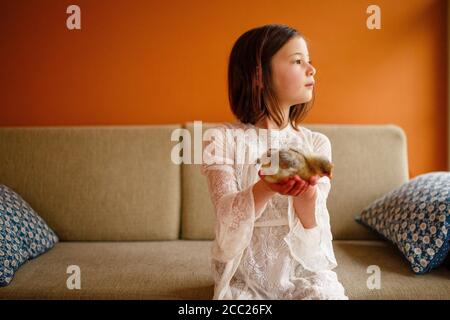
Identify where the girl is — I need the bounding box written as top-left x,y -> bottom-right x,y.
201,24 -> 348,300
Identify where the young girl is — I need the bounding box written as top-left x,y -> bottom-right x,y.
201,24 -> 348,300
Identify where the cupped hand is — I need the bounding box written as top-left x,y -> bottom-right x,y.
258,170 -> 319,197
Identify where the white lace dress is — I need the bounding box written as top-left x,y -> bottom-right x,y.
200,120 -> 348,300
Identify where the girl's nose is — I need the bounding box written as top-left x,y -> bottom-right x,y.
307,65 -> 316,77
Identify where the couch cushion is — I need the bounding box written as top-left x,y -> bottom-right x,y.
334,240 -> 450,299
0,241 -> 214,299
0,126 -> 181,241
182,122 -> 409,240
1,240 -> 448,300
181,122 -> 221,240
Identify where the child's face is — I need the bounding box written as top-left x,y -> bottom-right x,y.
270,36 -> 316,108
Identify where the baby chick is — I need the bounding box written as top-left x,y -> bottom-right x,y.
256,148 -> 334,184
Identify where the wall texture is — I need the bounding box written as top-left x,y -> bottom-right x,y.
0,0 -> 447,177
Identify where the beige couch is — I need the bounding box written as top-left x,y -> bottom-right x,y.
0,123 -> 449,300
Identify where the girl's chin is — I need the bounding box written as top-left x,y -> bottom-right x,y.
288,93 -> 313,105
294,97 -> 313,105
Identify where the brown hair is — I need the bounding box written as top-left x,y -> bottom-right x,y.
227,24 -> 315,131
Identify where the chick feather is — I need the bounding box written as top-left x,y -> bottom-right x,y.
257,148 -> 334,184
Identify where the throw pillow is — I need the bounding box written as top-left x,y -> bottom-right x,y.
356,172 -> 449,274
0,184 -> 59,286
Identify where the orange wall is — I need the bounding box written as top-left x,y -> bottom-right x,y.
0,0 -> 447,177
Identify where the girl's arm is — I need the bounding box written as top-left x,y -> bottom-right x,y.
293,185 -> 318,229
201,125 -> 277,262
258,170 -> 321,229
282,132 -> 337,272
202,167 -> 271,263
252,179 -> 277,215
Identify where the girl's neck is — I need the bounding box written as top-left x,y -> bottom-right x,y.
254,116 -> 290,131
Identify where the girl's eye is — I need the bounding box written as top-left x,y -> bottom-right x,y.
295,60 -> 313,65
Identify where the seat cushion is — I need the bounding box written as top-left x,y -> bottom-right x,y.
334,240 -> 450,299
0,241 -> 214,299
0,241 -> 448,299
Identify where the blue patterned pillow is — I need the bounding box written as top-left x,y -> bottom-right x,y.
356,172 -> 449,274
0,184 -> 59,286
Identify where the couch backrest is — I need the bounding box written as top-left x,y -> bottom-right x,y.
0,125 -> 181,241
0,123 -> 409,241
181,122 -> 410,240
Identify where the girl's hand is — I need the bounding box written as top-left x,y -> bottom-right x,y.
258,170 -> 319,197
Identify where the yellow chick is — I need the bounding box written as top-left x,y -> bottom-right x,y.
257,148 -> 334,184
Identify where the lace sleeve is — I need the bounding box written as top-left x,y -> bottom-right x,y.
283,132 -> 338,272
201,125 -> 267,263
